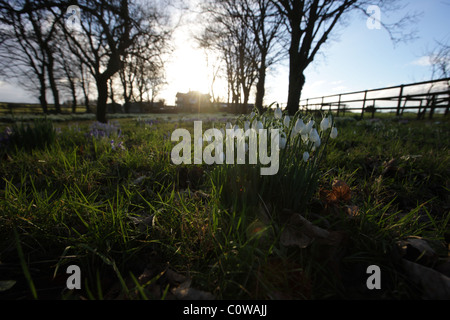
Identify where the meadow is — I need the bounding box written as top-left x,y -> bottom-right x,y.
0,111 -> 449,300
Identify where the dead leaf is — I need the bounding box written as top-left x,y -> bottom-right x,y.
402,259 -> 450,300
397,237 -> 438,267
0,280 -> 16,292
345,205 -> 359,218
171,278 -> 215,300
165,268 -> 188,286
382,158 -> 404,176
320,180 -> 352,205
331,179 -> 351,202
280,213 -> 330,249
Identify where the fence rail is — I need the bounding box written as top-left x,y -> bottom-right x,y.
299,78 -> 450,119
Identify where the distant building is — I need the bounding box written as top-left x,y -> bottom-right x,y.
176,91 -> 211,112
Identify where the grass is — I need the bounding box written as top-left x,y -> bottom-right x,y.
0,112 -> 448,300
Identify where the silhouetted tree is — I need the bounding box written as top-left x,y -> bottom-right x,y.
270,0 -> 418,115
199,0 -> 260,112
199,0 -> 285,113
0,0 -> 64,113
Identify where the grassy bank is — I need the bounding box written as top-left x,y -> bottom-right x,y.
0,113 -> 448,300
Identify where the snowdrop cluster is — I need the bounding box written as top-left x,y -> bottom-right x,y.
213,106 -> 338,165
269,106 -> 338,161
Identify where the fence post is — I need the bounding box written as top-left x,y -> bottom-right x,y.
321,96 -> 324,111
361,90 -> 368,119
337,94 -> 341,116
446,91 -> 449,116
429,94 -> 436,119
417,100 -> 423,119
372,100 -> 376,118
396,85 -> 404,116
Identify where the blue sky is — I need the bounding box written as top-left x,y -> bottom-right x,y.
0,0 -> 449,106
265,0 -> 450,105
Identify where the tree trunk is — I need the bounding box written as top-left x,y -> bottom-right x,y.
38,74 -> 48,114
255,64 -> 266,113
71,90 -> 77,113
68,77 -> 77,113
96,77 -> 108,123
47,56 -> 61,113
242,87 -> 250,114
39,93 -> 48,114
85,96 -> 90,114
286,55 -> 305,116
286,21 -> 305,116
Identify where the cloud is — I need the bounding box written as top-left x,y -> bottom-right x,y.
331,85 -> 347,92
411,56 -> 431,67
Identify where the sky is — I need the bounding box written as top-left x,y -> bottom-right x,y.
160,0 -> 450,106
0,0 -> 449,106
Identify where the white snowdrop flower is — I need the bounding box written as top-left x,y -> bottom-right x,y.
274,106 -> 282,119
301,133 -> 309,143
330,127 -> 338,139
294,118 -> 305,134
302,119 -> 314,135
256,121 -> 264,131
309,128 -> 320,143
314,136 -> 321,148
320,117 -> 329,131
284,115 -> 290,128
279,132 -> 287,149
244,121 -> 250,131
303,151 -> 309,162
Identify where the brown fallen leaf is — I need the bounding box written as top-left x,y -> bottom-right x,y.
397,237 -> 438,267
171,278 -> 215,300
320,179 -> 352,205
345,205 -> 359,218
280,213 -> 330,249
331,179 -> 351,202
402,259 -> 450,300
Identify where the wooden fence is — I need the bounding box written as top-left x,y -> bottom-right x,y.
298,78 -> 450,119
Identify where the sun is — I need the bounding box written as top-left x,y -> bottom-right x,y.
161,28 -> 229,106
163,39 -> 210,102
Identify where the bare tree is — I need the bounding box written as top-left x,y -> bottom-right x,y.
199,0 -> 260,113
48,0 -> 172,123
119,19 -> 170,113
240,0 -> 286,112
421,38 -> 450,118
428,39 -> 450,80
55,41 -> 79,113
199,0 -> 285,113
0,0 -> 64,113
270,0 -> 418,115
